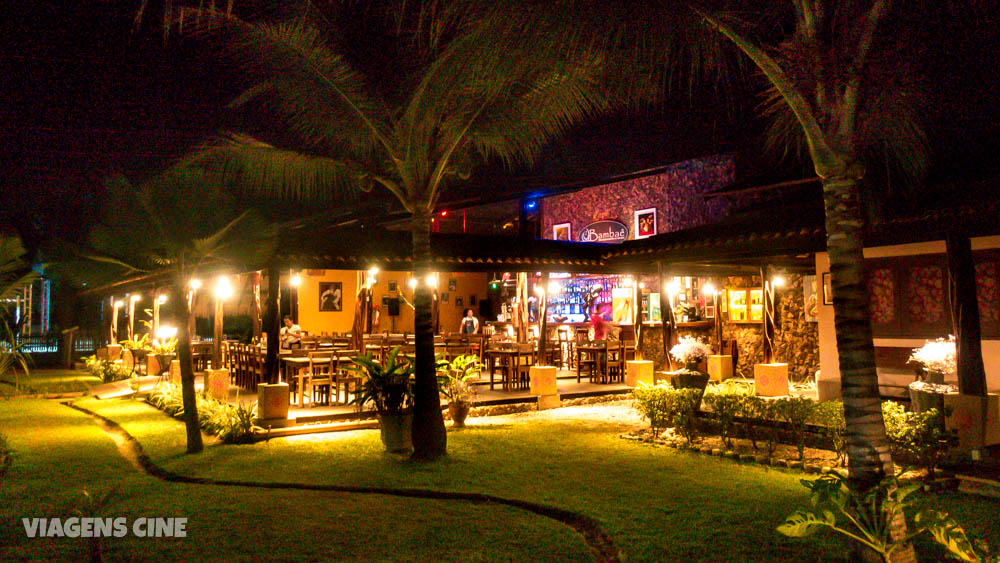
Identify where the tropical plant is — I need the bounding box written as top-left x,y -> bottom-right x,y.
882,401 -> 957,479
0,235 -> 38,392
777,470 -> 979,562
812,400 -> 848,466
150,337 -> 178,356
774,396 -> 816,461
59,168 -> 278,454
909,336 -> 957,379
82,355 -> 132,383
143,0 -> 631,461
349,347 -> 414,416
738,394 -> 767,452
65,488 -> 124,563
436,354 -> 481,405
147,383 -> 259,443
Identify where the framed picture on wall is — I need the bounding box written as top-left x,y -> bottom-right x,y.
705,305 -> 716,319
441,292 -> 449,303
448,279 -> 457,291
382,296 -> 391,307
633,207 -> 657,239
388,280 -> 397,292
822,272 -> 833,305
470,294 -> 477,305
318,282 -> 343,311
553,222 -> 572,241
456,297 -> 464,308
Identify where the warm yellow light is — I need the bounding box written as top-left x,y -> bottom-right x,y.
623,277 -> 634,288
189,278 -> 202,291
113,300 -> 124,308
547,281 -> 562,295
214,276 -> 233,300
155,326 -> 177,339
534,285 -> 545,296
408,277 -> 418,289
130,294 -> 141,302
665,280 -> 680,297
702,282 -> 716,296
290,273 -> 302,287
157,294 -> 168,304
425,273 -> 438,288
368,267 -> 380,277
772,275 -> 786,288
639,282 -> 645,289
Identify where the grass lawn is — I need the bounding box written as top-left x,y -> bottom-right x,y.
0,399 -> 591,562
0,368 -> 100,396
72,397 -> 1000,562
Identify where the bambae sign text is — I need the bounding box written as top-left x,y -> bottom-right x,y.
578,220 -> 629,244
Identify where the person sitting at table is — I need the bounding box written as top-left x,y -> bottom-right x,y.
280,316 -> 302,349
459,308 -> 480,334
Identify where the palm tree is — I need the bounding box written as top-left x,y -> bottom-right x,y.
692,0 -> 929,491
64,168 -> 277,454
154,0 -> 625,460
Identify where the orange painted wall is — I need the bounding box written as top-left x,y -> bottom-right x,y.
296,270 -> 360,335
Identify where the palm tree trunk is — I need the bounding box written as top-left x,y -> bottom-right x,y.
263,266 -> 280,384
823,175 -> 914,563
173,277 -> 203,454
410,208 -> 447,460
946,232 -> 986,396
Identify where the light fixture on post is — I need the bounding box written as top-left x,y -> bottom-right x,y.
127,294 -> 141,340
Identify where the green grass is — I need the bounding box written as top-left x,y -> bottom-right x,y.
0,399 -> 591,562
0,368 -> 100,396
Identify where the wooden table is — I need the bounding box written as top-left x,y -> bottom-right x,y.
279,356 -> 312,407
576,344 -> 605,383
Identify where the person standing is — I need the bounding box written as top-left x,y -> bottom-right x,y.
459,308 -> 480,334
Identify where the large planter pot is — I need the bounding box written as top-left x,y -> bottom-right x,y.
671,369 -> 709,393
448,402 -> 472,427
155,354 -> 176,376
909,388 -> 946,414
377,412 -> 413,453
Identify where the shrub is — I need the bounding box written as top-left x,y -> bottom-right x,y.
633,384 -> 703,443
737,395 -> 768,453
145,384 -> 258,444
633,383 -> 675,435
703,391 -> 745,449
882,401 -> 957,479
774,397 -> 816,461
811,400 -> 846,466
83,355 -> 131,383
0,433 -> 12,483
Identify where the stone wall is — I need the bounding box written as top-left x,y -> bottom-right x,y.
637,274 -> 819,381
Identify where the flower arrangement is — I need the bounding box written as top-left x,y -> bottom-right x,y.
669,336 -> 713,365
909,336 -> 956,377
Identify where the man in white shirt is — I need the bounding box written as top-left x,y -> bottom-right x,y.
280,316 -> 302,349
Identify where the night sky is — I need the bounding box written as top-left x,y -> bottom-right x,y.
3,1 -> 999,249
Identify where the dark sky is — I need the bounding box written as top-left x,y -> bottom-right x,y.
3,1 -> 999,248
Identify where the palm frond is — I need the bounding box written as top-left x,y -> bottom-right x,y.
181,133 -> 366,203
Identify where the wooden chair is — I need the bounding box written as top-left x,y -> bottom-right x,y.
557,327 -> 573,369
306,351 -> 335,407
515,342 -> 536,389
602,339 -> 626,384
487,341 -> 515,390
333,354 -> 362,405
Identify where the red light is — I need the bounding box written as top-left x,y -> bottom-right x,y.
440,210 -> 448,217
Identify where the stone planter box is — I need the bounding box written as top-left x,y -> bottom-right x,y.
107,344 -> 122,362
625,360 -> 654,387
256,383 -> 291,427
146,355 -> 161,376
204,368 -> 231,402
707,355 -> 733,382
529,365 -> 558,396
754,363 -> 789,397
944,393 -> 1000,450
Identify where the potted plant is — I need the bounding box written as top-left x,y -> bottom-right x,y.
907,336 -> 957,413
669,336 -> 712,393
437,354 -> 481,427
349,347 -> 415,453
150,336 -> 178,377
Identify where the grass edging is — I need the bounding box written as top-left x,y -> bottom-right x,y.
64,401 -> 623,563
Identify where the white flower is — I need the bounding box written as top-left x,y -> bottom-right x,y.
909,336 -> 956,375
670,336 -> 713,364
908,380 -> 958,394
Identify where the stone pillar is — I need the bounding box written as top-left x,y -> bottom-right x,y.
754,363 -> 789,396
625,360 -> 654,387
529,365 -> 560,410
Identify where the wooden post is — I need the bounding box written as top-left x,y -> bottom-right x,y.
516,272 -> 529,342
110,298 -> 120,343
946,233 -> 987,396
152,289 -> 161,336
264,266 -> 281,384
127,296 -> 136,340
657,262 -> 676,369
634,279 -> 643,360
538,272 -> 550,365
252,271 -> 263,340
187,288 -> 197,342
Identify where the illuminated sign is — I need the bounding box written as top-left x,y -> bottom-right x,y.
578,220 -> 629,244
